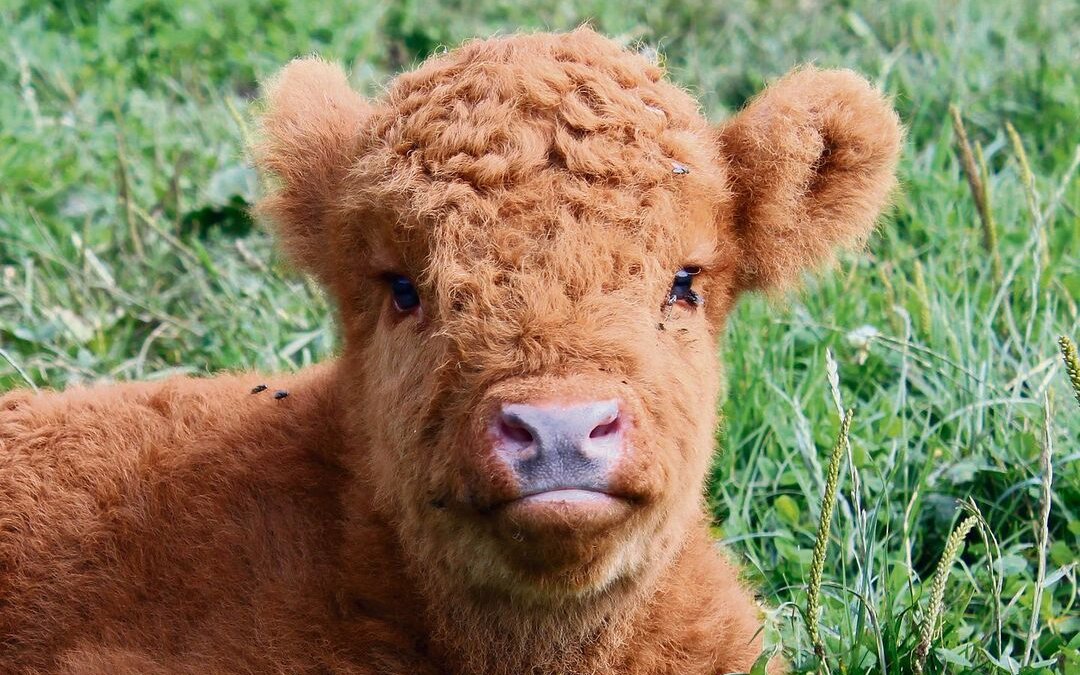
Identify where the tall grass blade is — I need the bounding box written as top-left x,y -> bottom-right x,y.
1023,393 -> 1054,666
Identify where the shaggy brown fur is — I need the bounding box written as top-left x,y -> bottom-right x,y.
0,29 -> 901,674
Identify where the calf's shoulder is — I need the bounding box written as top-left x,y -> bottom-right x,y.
0,364 -> 369,672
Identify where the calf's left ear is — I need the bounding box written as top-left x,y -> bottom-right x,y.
254,58 -> 371,287
717,67 -> 903,292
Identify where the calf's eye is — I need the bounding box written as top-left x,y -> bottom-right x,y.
668,266 -> 702,307
384,274 -> 421,314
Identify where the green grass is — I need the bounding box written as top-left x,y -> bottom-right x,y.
1,1 -> 1077,672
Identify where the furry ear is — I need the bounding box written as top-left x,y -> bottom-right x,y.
717,67 -> 902,292
254,58 -> 370,284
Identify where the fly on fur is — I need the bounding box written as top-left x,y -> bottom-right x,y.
667,266 -> 702,308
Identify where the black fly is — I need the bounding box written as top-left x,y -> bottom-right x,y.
251,384 -> 268,394
273,390 -> 289,400
667,267 -> 702,307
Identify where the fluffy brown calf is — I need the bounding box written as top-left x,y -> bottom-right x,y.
0,29 -> 900,674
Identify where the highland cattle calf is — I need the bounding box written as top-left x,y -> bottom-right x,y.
0,28 -> 901,674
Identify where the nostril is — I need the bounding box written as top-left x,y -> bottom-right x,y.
589,414 -> 620,439
499,416 -> 535,445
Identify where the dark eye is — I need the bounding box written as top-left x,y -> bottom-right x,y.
384,274 -> 421,313
668,266 -> 701,307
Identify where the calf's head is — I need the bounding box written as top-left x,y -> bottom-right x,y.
256,29 -> 900,604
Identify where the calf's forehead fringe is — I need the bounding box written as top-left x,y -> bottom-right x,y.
339,28 -> 728,270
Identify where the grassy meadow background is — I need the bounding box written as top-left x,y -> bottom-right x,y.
1,0 -> 1077,672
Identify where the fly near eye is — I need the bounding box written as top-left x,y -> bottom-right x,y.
668,266 -> 702,307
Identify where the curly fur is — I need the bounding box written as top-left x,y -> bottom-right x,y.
0,28 -> 901,674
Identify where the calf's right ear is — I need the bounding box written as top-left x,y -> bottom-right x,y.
716,67 -> 902,293
254,58 -> 371,285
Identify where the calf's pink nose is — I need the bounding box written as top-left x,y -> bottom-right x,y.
491,400 -> 624,496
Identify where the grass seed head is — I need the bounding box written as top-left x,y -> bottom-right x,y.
1058,336 -> 1080,409
913,514 -> 979,674
806,409 -> 853,665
